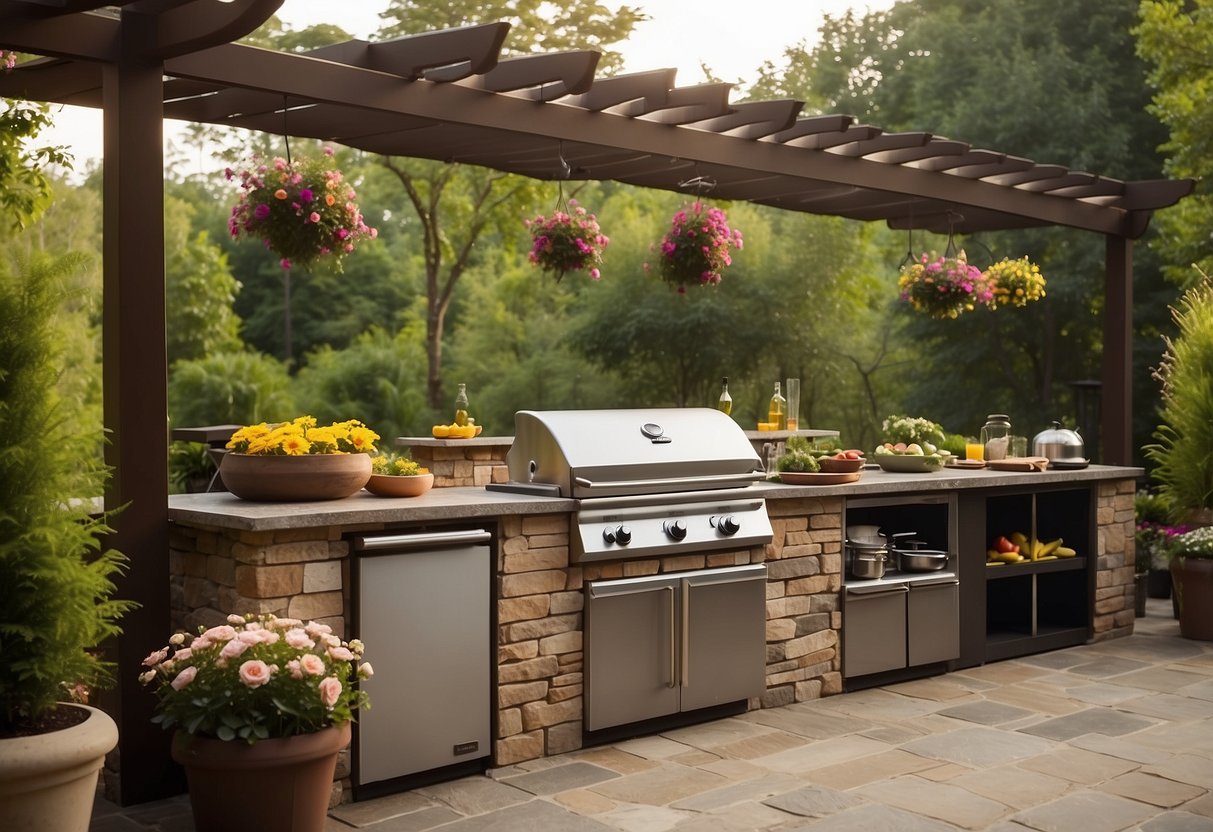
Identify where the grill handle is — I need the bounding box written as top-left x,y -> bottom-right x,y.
573,471 -> 765,491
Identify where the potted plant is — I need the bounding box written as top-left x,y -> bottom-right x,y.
0,256 -> 134,832
983,256 -> 1046,308
1135,490 -> 1186,600
365,450 -> 434,497
1144,274 -> 1213,630
140,613 -> 373,832
221,416 -> 380,501
524,198 -> 608,283
650,201 -> 744,293
227,148 -> 377,271
1168,527 -> 1213,640
898,250 -> 993,319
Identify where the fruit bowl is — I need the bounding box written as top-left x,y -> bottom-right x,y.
873,454 -> 944,473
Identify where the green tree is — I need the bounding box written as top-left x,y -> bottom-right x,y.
167,351 -> 295,427
164,195 -> 243,365
1135,0 -> 1213,286
0,102 -> 72,231
374,1 -> 644,410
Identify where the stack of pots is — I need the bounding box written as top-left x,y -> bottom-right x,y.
846,525 -> 887,579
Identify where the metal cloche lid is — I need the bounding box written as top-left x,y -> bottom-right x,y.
1033,420 -> 1083,447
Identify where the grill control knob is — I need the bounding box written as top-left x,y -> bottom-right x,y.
713,515 -> 741,535
663,519 -> 688,541
602,525 -> 632,545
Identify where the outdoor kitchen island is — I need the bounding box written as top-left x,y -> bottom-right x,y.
165,463 -> 1138,803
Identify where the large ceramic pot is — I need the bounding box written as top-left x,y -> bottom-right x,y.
219,453 -> 371,501
1171,557 -> 1213,641
171,721 -> 350,832
0,704 -> 118,832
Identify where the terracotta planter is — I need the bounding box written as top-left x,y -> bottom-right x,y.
364,472 -> 434,497
171,722 -> 350,832
219,453 -> 371,501
0,704 -> 118,832
1171,557 -> 1213,641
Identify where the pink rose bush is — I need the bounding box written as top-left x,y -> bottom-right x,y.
650,201 -> 743,293
227,147 -> 377,271
140,613 -> 372,744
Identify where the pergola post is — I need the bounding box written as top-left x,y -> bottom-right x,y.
1102,235 -> 1133,466
101,11 -> 177,804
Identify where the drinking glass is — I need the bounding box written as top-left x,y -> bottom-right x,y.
965,437 -> 984,461
1010,435 -> 1028,458
785,378 -> 801,432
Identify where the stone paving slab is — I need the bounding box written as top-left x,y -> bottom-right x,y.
330,791 -> 441,827
802,748 -> 941,790
775,801 -> 959,831
937,700 -> 1037,726
740,703 -> 875,738
947,764 -> 1072,810
749,733 -> 890,774
1065,656 -> 1154,678
414,777 -> 532,816
598,803 -> 694,832
1118,693 -> 1213,723
1017,706 -> 1158,740
352,805 -> 464,831
432,799 -> 615,831
1113,668 -> 1212,694
859,775 -> 1011,828
761,783 -> 863,818
1017,746 -> 1140,784
500,762 -> 620,796
1011,791 -> 1157,832
1062,682 -> 1154,706
901,725 -> 1057,768
1139,811 -> 1213,832
672,800 -> 793,831
1145,753 -> 1213,790
1070,733 -> 1178,765
1097,771 -> 1206,808
588,762 -> 728,805
668,772 -> 803,812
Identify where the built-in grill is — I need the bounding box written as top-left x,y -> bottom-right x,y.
487,408 -> 773,562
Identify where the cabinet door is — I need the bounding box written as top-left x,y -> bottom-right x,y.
585,577 -> 679,731
908,580 -> 960,666
844,586 -> 908,677
681,565 -> 767,713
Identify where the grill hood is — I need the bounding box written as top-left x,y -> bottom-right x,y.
505,408 -> 764,498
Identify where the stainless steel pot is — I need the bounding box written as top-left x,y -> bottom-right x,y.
892,548 -> 948,572
846,540 -> 887,579
1032,421 -> 1085,461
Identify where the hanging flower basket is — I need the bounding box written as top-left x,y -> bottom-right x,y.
651,201 -> 743,293
984,257 -> 1046,307
227,148 -> 377,270
524,199 -> 608,282
898,250 -> 992,319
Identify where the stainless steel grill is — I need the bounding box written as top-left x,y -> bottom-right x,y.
488,408 -> 773,562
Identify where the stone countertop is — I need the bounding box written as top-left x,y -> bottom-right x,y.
168,464 -> 1141,532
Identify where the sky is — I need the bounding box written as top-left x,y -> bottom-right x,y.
37,0 -> 896,171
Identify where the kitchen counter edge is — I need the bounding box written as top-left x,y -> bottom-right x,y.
168,465 -> 1141,532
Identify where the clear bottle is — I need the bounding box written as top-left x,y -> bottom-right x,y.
717,376 -> 733,415
768,382 -> 786,431
454,383 -> 470,426
980,413 -> 1011,460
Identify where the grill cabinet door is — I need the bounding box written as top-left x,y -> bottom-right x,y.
585,575 -> 679,731
844,585 -> 908,678
680,565 -> 767,713
908,579 -> 960,666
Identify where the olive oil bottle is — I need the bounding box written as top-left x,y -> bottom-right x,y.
768,382 -> 786,430
454,383 -> 470,426
717,377 -> 733,415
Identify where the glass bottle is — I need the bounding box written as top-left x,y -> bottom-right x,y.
980,413 -> 1011,460
454,383 -> 470,426
717,376 -> 733,415
768,382 -> 786,431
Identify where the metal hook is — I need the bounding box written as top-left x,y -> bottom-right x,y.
677,175 -> 717,197
282,95 -> 292,166
899,224 -> 916,270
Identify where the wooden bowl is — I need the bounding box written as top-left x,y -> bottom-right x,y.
818,456 -> 865,474
364,472 -> 434,497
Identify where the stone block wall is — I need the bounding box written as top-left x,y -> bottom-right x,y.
493,499 -> 845,766
406,443 -> 509,488
1094,478 -> 1138,641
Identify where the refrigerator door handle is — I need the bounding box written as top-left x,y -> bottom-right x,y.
353,529 -> 492,552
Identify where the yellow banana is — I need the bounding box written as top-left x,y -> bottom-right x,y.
987,549 -> 1001,562
1036,555 -> 1058,561
994,550 -> 1024,563
1010,531 -> 1029,551
1039,538 -> 1062,557
1055,546 -> 1077,557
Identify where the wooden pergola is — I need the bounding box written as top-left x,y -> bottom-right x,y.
0,0 -> 1193,804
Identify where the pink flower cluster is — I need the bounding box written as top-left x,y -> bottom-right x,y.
1,51 -> 16,71
653,201 -> 743,293
227,148 -> 377,271
140,613 -> 372,743
898,251 -> 993,319
524,199 -> 609,283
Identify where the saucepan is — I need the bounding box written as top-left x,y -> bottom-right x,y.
846,539 -> 887,579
